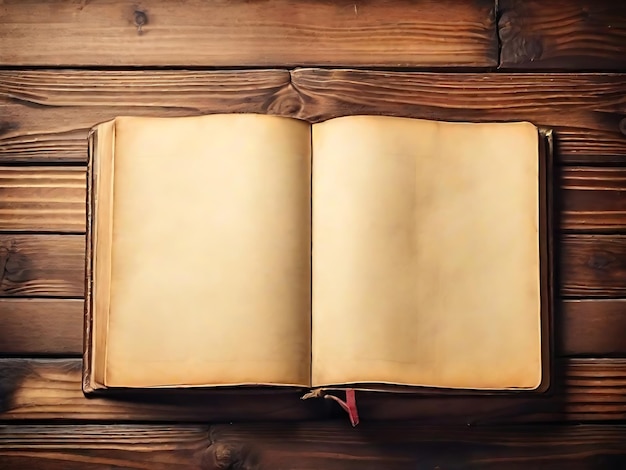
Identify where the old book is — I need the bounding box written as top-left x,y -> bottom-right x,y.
84,114 -> 553,400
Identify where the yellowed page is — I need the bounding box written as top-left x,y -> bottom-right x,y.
105,114 -> 311,387
90,120 -> 115,388
312,116 -> 541,389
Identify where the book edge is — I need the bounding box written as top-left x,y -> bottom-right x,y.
83,125 -> 98,394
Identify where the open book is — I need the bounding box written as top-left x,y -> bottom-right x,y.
84,114 -> 552,396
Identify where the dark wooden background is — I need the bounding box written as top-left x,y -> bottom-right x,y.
1,0 -> 626,468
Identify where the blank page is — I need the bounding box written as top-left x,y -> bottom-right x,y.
312,116 -> 541,389
104,114 -> 311,387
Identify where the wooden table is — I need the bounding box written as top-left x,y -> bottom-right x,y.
1,1 -> 626,468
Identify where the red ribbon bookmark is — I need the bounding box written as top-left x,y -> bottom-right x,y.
324,389 -> 360,426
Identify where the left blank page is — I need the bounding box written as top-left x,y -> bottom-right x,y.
103,114 -> 311,387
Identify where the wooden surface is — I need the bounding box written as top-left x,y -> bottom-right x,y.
207,423 -> 626,469
4,297 -> 626,358
561,236 -> 626,297
1,0 -> 625,468
0,359 -> 326,422
4,166 -> 626,233
561,168 -> 626,230
0,0 -> 497,67
3,232 -> 626,356
1,424 -> 625,470
0,70 -> 292,163
2,70 -> 625,163
560,300 -> 626,356
1,358 -> 626,423
499,0 -> 626,69
0,235 -> 84,297
0,300 -> 83,355
0,168 -> 85,232
291,69 -> 626,161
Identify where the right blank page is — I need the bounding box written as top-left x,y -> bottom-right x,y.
312,116 -> 542,390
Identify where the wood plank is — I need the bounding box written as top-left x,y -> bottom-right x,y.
499,0 -> 626,70
291,69 -> 626,161
208,423 -> 626,469
561,235 -> 626,297
6,233 -> 626,300
561,168 -> 626,231
0,297 -> 623,358
0,235 -> 84,297
0,358 -> 625,423
354,359 -> 626,423
0,70 -> 292,163
1,424 -> 625,470
0,299 -> 83,356
560,300 -> 626,356
0,359 -> 327,421
4,166 -> 626,233
0,425 -> 208,470
0,0 -> 497,67
0,167 -> 84,232
2,70 -> 626,163
8,234 -> 618,299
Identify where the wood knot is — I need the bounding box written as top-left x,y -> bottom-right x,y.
133,10 -> 148,35
0,241 -> 32,286
0,121 -> 19,136
497,11 -> 518,43
619,117 -> 626,137
498,11 -> 543,65
200,442 -> 260,470
509,35 -> 543,63
0,246 -> 8,284
587,252 -> 614,271
265,83 -> 305,117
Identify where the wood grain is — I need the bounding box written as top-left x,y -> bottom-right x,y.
0,425 -> 208,470
560,300 -> 626,356
499,0 -> 626,70
2,70 -> 626,163
1,296 -> 625,359
0,0 -> 497,67
291,69 -> 626,161
561,235 -> 626,297
561,168 -> 626,231
0,235 -> 84,297
0,359 -> 327,422
208,423 -> 626,470
355,359 -> 626,423
8,233 -> 623,298
0,0 -> 622,457
0,299 -> 83,356
3,166 -> 625,233
0,70 -> 293,163
0,358 -> 625,423
1,424 -> 625,470
0,168 -> 84,232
